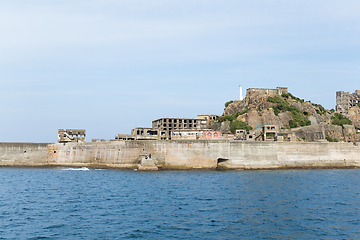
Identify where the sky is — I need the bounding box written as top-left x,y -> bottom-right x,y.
0,0 -> 359,142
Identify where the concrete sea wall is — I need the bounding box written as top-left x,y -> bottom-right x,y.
0,143 -> 50,167
1,141 -> 360,170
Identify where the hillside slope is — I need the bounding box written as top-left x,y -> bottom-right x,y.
220,91 -> 360,142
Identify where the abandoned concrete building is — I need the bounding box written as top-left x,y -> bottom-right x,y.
246,87 -> 288,97
234,125 -> 281,142
336,90 -> 360,112
197,114 -> 219,129
258,125 -> 278,141
115,128 -> 168,141
115,114 -> 220,141
235,129 -> 255,141
171,130 -> 222,140
58,129 -> 86,143
152,117 -> 202,131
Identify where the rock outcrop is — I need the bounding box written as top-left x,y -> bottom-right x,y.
347,106 -> 360,129
220,89 -> 360,142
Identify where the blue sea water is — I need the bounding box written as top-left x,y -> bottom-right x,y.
0,168 -> 359,239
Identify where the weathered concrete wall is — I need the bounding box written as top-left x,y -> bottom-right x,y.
48,141 -> 360,170
1,141 -> 360,170
0,143 -> 50,167
218,141 -> 360,170
47,141 -> 219,169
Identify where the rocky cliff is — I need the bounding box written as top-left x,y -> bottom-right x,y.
221,90 -> 360,142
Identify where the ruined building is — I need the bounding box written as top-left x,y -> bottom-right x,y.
152,117 -> 202,131
115,114 -> 219,141
246,87 -> 288,97
58,129 -> 86,143
336,90 -> 360,112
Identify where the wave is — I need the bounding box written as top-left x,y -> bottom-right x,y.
61,167 -> 90,171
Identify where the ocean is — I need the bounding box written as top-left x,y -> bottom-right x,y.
0,168 -> 359,239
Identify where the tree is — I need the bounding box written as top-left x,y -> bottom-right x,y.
230,120 -> 253,133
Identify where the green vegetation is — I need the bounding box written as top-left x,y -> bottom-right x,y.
281,93 -> 304,103
331,113 -> 352,128
313,103 -> 327,115
217,107 -> 248,122
218,102 -> 253,133
266,133 -> 275,139
330,109 -> 335,113
224,100 -> 234,109
230,120 -> 253,134
289,120 -> 298,128
267,96 -> 283,104
326,136 -> 338,142
358,103 -> 360,109
267,96 -> 311,128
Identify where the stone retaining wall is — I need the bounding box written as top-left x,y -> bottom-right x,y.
1,141 -> 360,170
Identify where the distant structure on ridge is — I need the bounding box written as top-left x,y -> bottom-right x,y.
336,90 -> 360,112
239,85 -> 243,100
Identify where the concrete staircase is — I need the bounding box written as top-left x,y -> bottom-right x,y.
138,155 -> 158,171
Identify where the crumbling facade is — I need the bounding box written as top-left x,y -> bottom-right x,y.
171,130 -> 222,140
116,128 -> 168,141
58,129 -> 86,143
246,87 -> 288,97
197,114 -> 219,129
152,117 -> 201,131
336,90 -> 360,112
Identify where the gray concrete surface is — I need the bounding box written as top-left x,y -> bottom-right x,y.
1,141 -> 359,170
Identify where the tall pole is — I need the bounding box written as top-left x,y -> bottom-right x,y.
239,85 -> 243,100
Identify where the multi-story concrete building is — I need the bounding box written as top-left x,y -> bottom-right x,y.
336,90 -> 360,112
152,117 -> 201,132
197,114 -> 219,129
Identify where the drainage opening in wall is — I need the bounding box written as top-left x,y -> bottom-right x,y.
217,158 -> 229,163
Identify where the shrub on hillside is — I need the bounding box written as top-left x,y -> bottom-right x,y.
331,113 -> 352,127
326,136 -> 338,142
225,100 -> 234,109
268,96 -> 311,128
289,120 -> 298,128
230,120 -> 253,133
217,107 -> 248,122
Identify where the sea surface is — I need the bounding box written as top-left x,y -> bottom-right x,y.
0,168 -> 359,239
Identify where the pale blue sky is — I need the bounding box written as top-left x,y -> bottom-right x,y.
0,0 -> 359,142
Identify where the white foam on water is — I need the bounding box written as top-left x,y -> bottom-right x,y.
61,167 -> 90,171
